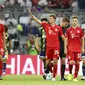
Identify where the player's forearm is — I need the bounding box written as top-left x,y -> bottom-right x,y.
30,12 -> 41,25
9,40 -> 12,49
64,38 -> 68,49
3,33 -> 6,49
34,37 -> 40,51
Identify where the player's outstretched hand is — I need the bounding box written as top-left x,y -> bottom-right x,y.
28,8 -> 32,15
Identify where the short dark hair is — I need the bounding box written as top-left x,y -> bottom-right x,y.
49,14 -> 56,19
72,16 -> 78,19
41,18 -> 48,22
62,17 -> 70,23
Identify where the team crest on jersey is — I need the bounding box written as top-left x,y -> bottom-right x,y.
55,29 -> 58,32
48,30 -> 52,35
77,30 -> 80,33
71,33 -> 75,38
70,31 -> 72,33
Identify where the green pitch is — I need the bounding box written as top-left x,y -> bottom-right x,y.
0,75 -> 85,85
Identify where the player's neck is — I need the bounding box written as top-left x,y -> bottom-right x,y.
50,23 -> 56,27
72,25 -> 77,29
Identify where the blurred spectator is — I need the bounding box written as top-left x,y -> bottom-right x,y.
0,13 -> 6,25
19,16 -> 30,25
26,0 -> 32,8
26,34 -> 39,55
10,0 -> 15,5
72,0 -> 78,12
60,0 -> 71,9
18,0 -> 25,7
31,0 -> 40,6
7,14 -> 17,26
48,0 -> 59,8
5,0 -> 15,6
6,14 -> 18,40
38,0 -> 48,7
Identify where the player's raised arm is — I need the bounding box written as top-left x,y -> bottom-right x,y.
28,8 -> 42,25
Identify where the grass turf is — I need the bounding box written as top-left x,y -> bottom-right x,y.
0,75 -> 85,85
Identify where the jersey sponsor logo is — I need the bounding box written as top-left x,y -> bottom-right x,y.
48,30 -> 53,35
71,33 -> 75,38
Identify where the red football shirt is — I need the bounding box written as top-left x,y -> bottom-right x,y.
42,22 -> 63,48
66,26 -> 84,52
0,24 -> 5,43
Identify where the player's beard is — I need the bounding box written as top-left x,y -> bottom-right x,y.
72,23 -> 78,27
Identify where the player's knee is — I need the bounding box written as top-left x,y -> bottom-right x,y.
53,59 -> 58,65
75,61 -> 80,64
69,60 -> 74,65
82,58 -> 85,64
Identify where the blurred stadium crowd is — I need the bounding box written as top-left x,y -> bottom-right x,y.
0,0 -> 85,55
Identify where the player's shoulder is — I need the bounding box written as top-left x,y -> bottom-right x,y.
77,27 -> 82,30
0,24 -> 5,30
56,25 -> 62,29
0,23 -> 4,27
76,27 -> 83,33
66,27 -> 71,32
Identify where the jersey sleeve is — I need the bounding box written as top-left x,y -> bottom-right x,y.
41,21 -> 48,31
1,24 -> 5,33
59,26 -> 63,37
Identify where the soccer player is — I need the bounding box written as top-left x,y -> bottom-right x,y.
59,17 -> 70,81
81,27 -> 85,80
35,18 -> 47,67
0,23 -> 6,80
81,53 -> 85,80
65,16 -> 84,82
35,18 -> 47,61
35,18 -> 53,80
28,8 -> 65,81
2,25 -> 12,75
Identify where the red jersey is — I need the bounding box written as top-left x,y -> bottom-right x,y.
42,22 -> 63,48
66,26 -> 84,52
0,24 -> 5,43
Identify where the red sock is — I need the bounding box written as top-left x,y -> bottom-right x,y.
53,65 -> 57,78
74,64 -> 79,79
69,64 -> 73,74
0,60 -> 3,75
